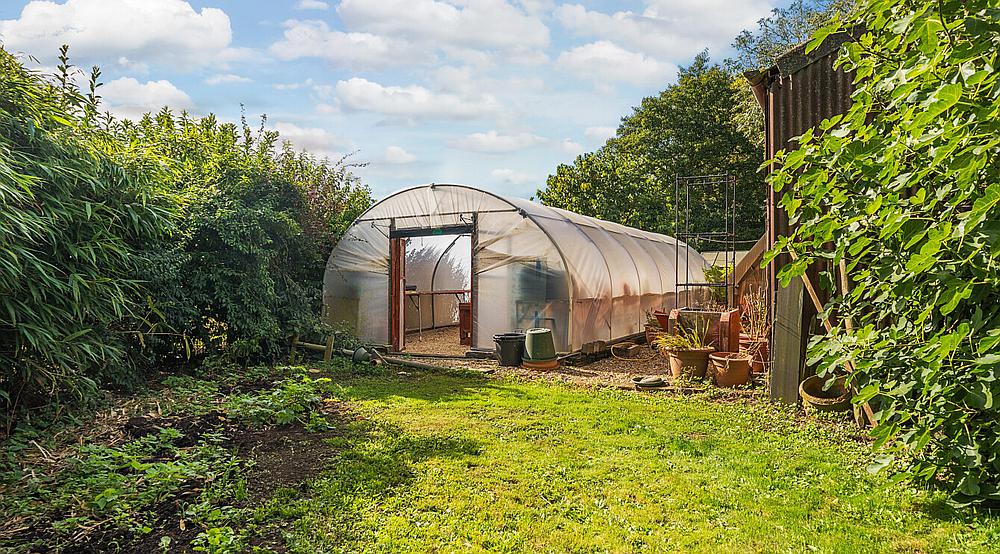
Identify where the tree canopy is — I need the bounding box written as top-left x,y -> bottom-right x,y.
537,53 -> 765,244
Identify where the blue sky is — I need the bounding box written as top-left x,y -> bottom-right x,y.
0,0 -> 782,199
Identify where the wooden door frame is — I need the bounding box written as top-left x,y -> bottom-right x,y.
389,234 -> 405,352
388,222 -> 475,353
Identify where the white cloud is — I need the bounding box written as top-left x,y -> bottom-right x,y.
335,77 -> 500,122
272,122 -> 345,158
491,168 -> 535,185
557,41 -> 677,86
101,77 -> 194,120
295,0 -> 329,10
0,0 -> 237,68
585,126 -> 616,142
383,146 -> 417,164
269,19 -> 421,68
272,1 -> 549,68
338,0 -> 549,53
517,0 -> 556,16
452,131 -> 546,154
116,56 -> 148,73
560,138 -> 585,156
555,1 -> 772,61
205,73 -> 251,85
273,79 -> 315,91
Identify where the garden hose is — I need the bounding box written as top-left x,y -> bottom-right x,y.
610,341 -> 658,362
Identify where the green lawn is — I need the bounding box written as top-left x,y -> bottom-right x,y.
4,364 -> 997,553
257,368 -> 998,553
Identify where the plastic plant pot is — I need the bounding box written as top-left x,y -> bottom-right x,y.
523,328 -> 557,362
493,332 -> 525,367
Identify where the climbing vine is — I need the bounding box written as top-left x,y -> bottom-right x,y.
768,0 -> 1000,505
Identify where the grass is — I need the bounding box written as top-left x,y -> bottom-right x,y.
3,362 -> 999,553
257,367 -> 999,553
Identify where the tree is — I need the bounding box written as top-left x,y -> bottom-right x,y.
729,0 -> 853,72
770,0 -> 1000,506
538,53 -> 765,243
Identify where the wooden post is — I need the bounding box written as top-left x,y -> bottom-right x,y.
770,277 -> 805,404
290,334 -> 300,363
323,335 -> 334,362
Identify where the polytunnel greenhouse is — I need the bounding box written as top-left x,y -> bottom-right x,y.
324,184 -> 709,353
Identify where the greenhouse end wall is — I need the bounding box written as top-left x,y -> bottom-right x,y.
323,184 -> 709,353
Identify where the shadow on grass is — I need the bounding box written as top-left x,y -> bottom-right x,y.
253,403 -> 483,550
318,361 -> 532,403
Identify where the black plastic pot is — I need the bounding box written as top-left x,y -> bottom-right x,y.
493,332 -> 526,367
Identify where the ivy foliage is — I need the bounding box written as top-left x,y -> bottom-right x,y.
768,0 -> 1000,505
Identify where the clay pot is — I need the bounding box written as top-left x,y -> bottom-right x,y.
645,324 -> 662,345
739,335 -> 770,373
665,347 -> 714,379
709,352 -> 752,388
653,310 -> 671,330
799,375 -> 852,412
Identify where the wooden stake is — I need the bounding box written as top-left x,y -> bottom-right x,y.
838,259 -> 854,332
323,335 -> 335,362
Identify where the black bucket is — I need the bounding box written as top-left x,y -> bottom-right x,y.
493,332 -> 526,367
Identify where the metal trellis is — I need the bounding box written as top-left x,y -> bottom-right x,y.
674,173 -> 738,309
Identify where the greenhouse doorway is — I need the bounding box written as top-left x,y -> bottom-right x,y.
389,224 -> 473,355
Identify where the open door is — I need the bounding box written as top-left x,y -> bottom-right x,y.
389,236 -> 405,352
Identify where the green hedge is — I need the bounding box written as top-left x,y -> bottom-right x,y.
0,48 -> 371,430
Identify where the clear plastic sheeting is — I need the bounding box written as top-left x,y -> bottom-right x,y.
324,184 -> 708,352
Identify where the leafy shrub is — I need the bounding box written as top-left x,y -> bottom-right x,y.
107,112 -> 371,364
768,0 -> 1000,505
1,46 -> 372,429
0,48 -> 178,425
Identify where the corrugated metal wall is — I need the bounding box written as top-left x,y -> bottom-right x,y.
747,32 -> 856,403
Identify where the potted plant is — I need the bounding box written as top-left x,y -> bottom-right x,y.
739,287 -> 770,373
709,351 -> 752,387
644,309 -> 662,345
653,319 -> 714,379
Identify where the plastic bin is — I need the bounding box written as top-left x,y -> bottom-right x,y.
493,332 -> 526,366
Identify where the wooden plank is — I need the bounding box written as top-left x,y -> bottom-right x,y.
770,277 -> 805,404
733,233 -> 767,289
323,335 -> 334,362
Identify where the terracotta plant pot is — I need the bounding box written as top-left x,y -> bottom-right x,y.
653,310 -> 671,330
709,352 -> 752,388
739,335 -> 770,373
665,347 -> 714,379
645,324 -> 662,345
799,375 -> 852,412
